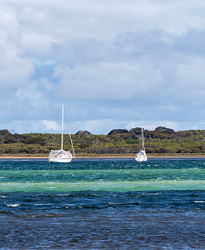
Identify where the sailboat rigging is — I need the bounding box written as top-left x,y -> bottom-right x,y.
135,117 -> 147,162
49,103 -> 75,163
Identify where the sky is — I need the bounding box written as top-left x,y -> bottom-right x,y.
1,0 -> 205,135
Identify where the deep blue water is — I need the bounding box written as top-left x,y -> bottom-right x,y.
1,158 -> 205,249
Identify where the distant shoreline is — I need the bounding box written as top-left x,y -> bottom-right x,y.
1,154 -> 205,159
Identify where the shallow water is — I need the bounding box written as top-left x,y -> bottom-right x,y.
1,158 -> 205,249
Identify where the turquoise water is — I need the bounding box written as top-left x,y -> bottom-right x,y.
1,158 -> 205,249
1,158 -> 205,192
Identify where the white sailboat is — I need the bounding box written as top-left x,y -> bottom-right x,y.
135,117 -> 147,162
49,103 -> 74,163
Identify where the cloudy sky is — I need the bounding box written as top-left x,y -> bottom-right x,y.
1,0 -> 205,134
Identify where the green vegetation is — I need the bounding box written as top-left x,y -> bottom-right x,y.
1,126 -> 205,157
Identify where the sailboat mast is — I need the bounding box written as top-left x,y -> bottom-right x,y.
61,103 -> 64,150
141,116 -> 145,151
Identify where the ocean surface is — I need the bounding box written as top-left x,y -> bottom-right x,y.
1,158 -> 205,249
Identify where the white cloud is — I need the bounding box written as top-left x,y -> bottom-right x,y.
22,31 -> 56,57
41,120 -> 61,132
54,61 -> 163,101
0,4 -> 33,93
71,119 -> 179,134
1,0 -> 205,134
70,119 -> 135,134
16,85 -> 44,109
143,121 -> 178,131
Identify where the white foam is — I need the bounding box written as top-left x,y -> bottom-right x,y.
6,204 -> 21,207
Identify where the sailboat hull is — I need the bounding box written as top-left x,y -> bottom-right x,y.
49,149 -> 72,163
49,158 -> 72,163
135,150 -> 147,162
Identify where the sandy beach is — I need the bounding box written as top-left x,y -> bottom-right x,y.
1,154 -> 205,159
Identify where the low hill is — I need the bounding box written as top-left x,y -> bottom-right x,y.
0,127 -> 205,156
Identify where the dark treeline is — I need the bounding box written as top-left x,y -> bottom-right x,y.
0,126 -> 205,156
